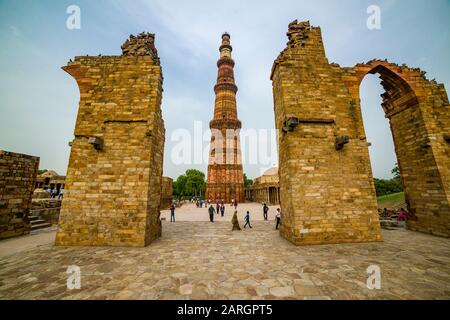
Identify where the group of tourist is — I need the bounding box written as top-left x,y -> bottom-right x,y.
261,203 -> 281,230
193,198 -> 205,208
169,200 -> 282,231
209,198 -> 240,221
229,203 -> 281,231
381,207 -> 413,221
47,188 -> 64,199
206,201 -> 281,231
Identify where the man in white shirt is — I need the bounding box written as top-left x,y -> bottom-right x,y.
275,208 -> 281,230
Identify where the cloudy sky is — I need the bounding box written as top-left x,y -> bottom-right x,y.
0,0 -> 449,179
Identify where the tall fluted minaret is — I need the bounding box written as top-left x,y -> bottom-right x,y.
205,33 -> 244,203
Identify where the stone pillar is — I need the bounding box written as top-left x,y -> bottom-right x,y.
271,20 -> 382,245
55,33 -> 165,247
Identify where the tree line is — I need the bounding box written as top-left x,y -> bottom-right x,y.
173,169 -> 253,199
373,164 -> 403,196
172,165 -> 402,199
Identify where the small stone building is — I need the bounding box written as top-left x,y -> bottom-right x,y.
0,150 -> 39,240
34,170 -> 66,192
246,167 -> 280,205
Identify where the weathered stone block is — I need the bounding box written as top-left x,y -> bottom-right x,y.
0,151 -> 39,240
55,33 -> 165,247
271,20 -> 450,243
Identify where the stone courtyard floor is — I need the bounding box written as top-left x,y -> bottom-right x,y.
0,203 -> 449,300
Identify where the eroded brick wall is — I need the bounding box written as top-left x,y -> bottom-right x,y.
272,20 -> 450,244
0,151 -> 39,240
55,33 -> 165,247
343,61 -> 450,238
161,177 -> 173,209
271,21 -> 382,245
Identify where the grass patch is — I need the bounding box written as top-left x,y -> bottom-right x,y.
377,192 -> 405,209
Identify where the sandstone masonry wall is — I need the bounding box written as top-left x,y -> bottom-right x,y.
271,20 -> 450,244
343,61 -> 450,237
161,176 -> 173,209
0,151 -> 39,240
271,21 -> 382,245
55,33 -> 165,247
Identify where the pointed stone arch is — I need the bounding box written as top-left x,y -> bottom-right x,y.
271,20 -> 450,245
342,59 -> 450,237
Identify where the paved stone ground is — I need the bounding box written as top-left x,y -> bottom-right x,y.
0,226 -> 57,257
0,203 -> 449,300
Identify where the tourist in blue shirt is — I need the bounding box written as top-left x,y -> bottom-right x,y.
244,211 -> 252,229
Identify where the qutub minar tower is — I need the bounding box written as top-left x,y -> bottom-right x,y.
205,33 -> 245,203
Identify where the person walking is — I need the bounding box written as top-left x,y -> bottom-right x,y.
234,199 -> 238,210
275,208 -> 281,230
220,204 -> 225,217
244,211 -> 252,229
263,203 -> 269,221
208,204 -> 215,222
58,188 -> 64,200
216,202 -> 220,214
231,210 -> 241,231
170,204 -> 176,223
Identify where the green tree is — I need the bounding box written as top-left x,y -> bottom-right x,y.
374,164 -> 403,196
185,169 -> 205,198
244,173 -> 253,188
174,174 -> 187,198
391,163 -> 400,180
173,169 -> 206,199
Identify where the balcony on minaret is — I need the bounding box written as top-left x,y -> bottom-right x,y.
220,32 -> 232,59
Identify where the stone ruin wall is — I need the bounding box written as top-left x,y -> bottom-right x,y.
161,176 -> 173,209
55,33 -> 165,247
271,20 -> 383,245
0,151 -> 39,240
343,61 -> 450,238
271,20 -> 450,244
